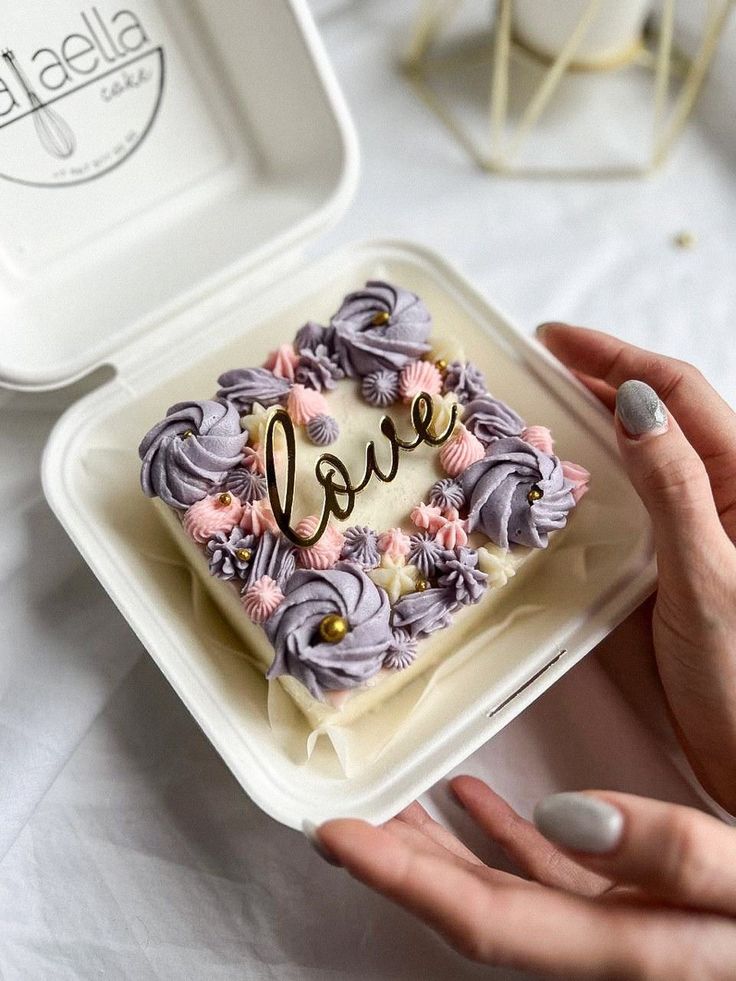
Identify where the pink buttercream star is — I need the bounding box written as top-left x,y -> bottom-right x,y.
242,498 -> 278,535
410,502 -> 445,534
242,575 -> 284,623
264,343 -> 300,382
434,514 -> 468,549
377,527 -> 411,561
294,516 -> 345,569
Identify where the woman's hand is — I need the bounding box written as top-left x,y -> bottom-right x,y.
308,326 -> 736,977
311,779 -> 736,979
537,323 -> 736,813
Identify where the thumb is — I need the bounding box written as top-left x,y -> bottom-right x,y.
614,379 -> 724,568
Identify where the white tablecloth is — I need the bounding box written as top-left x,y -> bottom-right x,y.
1,2 -> 735,978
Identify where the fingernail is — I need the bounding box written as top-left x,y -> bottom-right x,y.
302,819 -> 342,866
535,322 -> 556,337
615,380 -> 668,438
533,793 -> 624,854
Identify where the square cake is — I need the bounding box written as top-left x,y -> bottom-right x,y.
138,281 -> 590,728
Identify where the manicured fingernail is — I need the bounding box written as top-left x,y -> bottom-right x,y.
615,380 -> 668,438
302,819 -> 342,866
533,793 -> 624,853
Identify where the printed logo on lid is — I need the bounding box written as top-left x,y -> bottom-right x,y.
0,5 -> 164,188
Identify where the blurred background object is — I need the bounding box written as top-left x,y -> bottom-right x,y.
403,0 -> 735,176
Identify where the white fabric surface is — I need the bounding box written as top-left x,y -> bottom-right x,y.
1,2 -> 735,978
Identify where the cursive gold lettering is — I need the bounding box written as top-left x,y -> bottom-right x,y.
265,392 -> 458,547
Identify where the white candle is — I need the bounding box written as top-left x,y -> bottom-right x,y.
511,0 -> 651,65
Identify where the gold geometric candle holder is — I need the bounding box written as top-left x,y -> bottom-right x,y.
403,0 -> 735,177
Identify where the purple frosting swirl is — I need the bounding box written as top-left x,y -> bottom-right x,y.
246,531 -> 296,587
436,546 -> 487,605
206,527 -> 257,580
295,345 -> 344,391
221,467 -> 267,503
361,368 -> 400,407
407,532 -> 445,579
391,586 -> 459,639
341,526 -> 380,569
139,399 -> 246,510
443,361 -> 486,404
428,477 -> 466,511
216,367 -> 291,414
306,414 -> 340,446
295,321 -> 333,352
331,280 -> 432,377
265,562 -> 391,700
463,395 -> 525,446
384,629 -> 417,670
460,436 -> 576,549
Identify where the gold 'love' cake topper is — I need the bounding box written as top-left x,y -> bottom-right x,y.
265,392 -> 458,547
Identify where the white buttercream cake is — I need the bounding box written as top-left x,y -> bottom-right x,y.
138,282 -> 590,728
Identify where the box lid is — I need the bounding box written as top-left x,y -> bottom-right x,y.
0,0 -> 358,391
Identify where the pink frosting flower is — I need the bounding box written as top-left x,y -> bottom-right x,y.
433,507 -> 468,549
439,424 -> 485,477
241,446 -> 261,472
264,343 -> 300,382
245,443 -> 285,477
562,460 -> 591,503
294,515 -> 345,569
398,360 -> 442,404
522,425 -> 555,455
183,492 -> 243,544
286,384 -> 329,426
241,498 -> 279,535
410,502 -> 445,534
377,527 -> 411,561
242,575 -> 284,623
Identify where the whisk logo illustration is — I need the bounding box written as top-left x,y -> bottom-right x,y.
0,6 -> 164,187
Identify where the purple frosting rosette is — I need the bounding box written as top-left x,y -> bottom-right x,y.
461,436 -> 576,549
139,399 -> 246,510
436,546 -> 487,605
391,586 -> 459,638
216,367 -> 291,415
463,395 -> 525,446
246,532 -> 296,587
331,280 -> 432,377
265,562 -> 392,700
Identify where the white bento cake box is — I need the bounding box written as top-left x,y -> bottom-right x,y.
0,0 -> 655,827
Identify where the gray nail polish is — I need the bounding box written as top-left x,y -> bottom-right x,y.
302,819 -> 342,866
533,793 -> 624,853
615,380 -> 668,436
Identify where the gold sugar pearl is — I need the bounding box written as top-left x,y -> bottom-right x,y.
415,578 -> 430,592
236,548 -> 252,562
434,359 -> 448,372
673,231 -> 696,250
371,310 -> 390,327
319,613 -> 349,644
218,492 -> 232,507
182,429 -> 194,439
527,485 -> 543,504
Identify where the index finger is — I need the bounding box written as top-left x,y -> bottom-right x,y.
451,776 -> 612,896
537,323 -> 736,466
